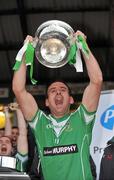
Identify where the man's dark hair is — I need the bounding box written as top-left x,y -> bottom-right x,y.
12,126 -> 18,129
45,79 -> 72,98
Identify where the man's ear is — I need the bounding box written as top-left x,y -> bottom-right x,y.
70,96 -> 74,104
45,98 -> 49,107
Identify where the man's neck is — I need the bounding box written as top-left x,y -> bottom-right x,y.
51,110 -> 70,119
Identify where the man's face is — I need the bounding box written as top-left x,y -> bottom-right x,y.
46,82 -> 74,117
0,136 -> 12,156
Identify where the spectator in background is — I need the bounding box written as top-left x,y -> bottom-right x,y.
4,105 -> 18,156
0,135 -> 12,156
0,103 -> 28,172
99,136 -> 114,180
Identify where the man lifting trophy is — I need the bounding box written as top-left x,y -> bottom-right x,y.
12,19 -> 103,180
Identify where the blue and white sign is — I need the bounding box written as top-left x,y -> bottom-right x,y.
90,90 -> 114,179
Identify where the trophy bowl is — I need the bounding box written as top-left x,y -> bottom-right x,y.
34,20 -> 74,68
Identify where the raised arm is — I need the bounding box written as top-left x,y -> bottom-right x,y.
76,31 -> 103,112
16,108 -> 28,155
9,102 -> 28,155
4,106 -> 12,137
12,35 -> 38,121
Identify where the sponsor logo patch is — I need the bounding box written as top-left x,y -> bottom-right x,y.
43,144 -> 78,156
100,105 -> 114,130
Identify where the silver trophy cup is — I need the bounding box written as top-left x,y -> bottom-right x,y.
34,20 -> 74,68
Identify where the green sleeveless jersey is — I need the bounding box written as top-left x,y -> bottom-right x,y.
16,152 -> 28,172
29,104 -> 96,180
